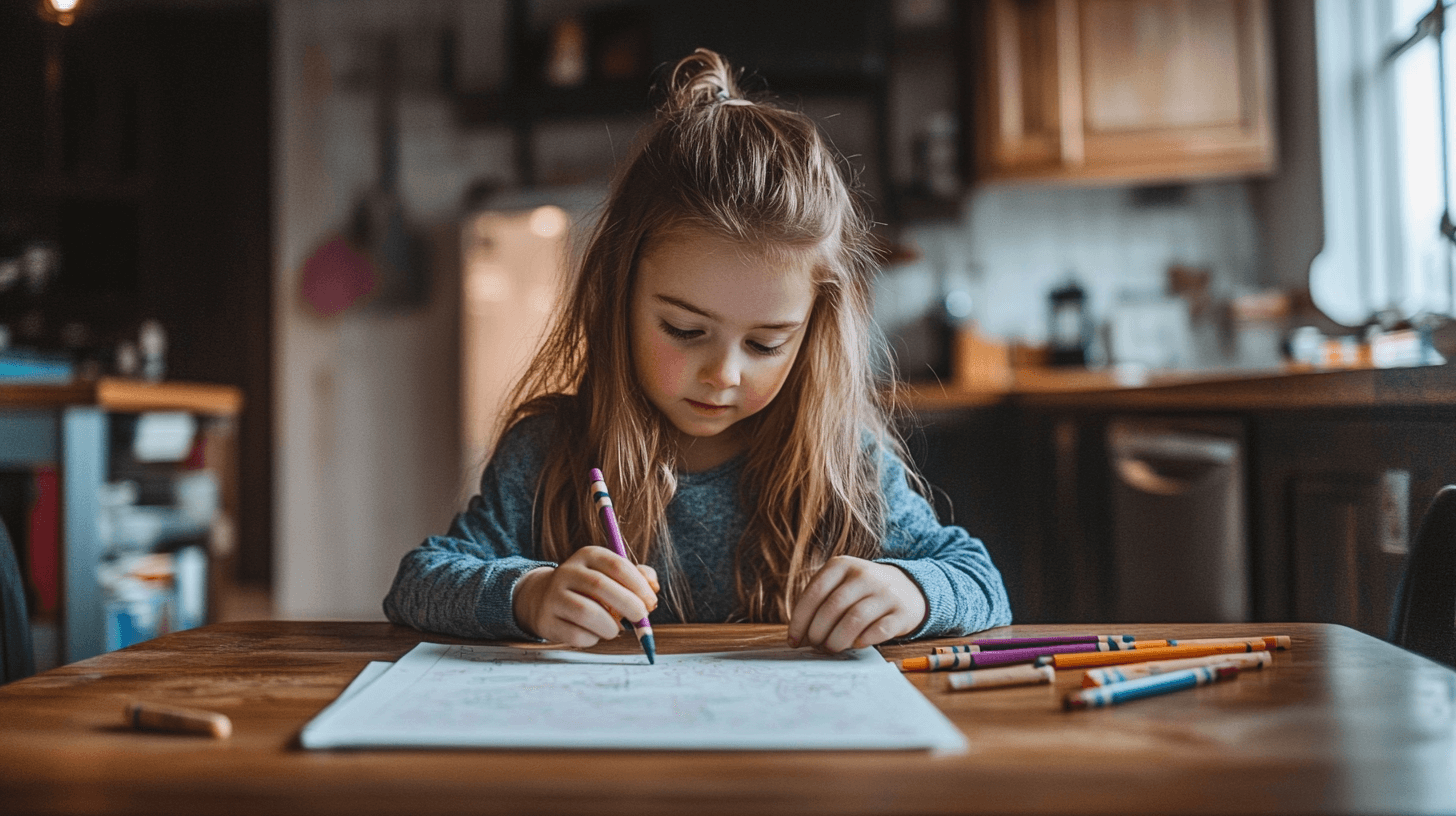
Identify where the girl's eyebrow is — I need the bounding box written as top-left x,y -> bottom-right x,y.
652,294 -> 803,331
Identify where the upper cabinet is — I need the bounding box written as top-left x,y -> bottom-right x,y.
972,0 -> 1276,185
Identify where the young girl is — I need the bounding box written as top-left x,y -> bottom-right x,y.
384,49 -> 1011,653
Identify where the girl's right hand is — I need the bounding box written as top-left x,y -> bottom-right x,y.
511,546 -> 659,647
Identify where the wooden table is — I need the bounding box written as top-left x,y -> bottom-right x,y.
1,621 -> 1453,815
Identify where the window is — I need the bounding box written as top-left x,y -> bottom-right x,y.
1311,0 -> 1455,325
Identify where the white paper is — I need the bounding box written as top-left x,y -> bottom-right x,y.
306,660 -> 393,725
300,643 -> 966,753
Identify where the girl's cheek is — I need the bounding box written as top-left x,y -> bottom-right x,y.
742,356 -> 795,413
642,335 -> 688,390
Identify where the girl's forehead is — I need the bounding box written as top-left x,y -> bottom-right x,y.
636,231 -> 817,320
640,229 -> 819,281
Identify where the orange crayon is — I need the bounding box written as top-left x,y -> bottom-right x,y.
1035,640 -> 1269,670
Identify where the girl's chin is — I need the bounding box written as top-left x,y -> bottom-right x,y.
667,413 -> 737,440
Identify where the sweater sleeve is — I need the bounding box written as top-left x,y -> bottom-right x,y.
873,449 -> 1013,640
382,417 -> 558,640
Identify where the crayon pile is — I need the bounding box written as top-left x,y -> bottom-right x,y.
898,633 -> 1290,709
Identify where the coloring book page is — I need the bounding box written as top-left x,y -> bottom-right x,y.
300,643 -> 966,752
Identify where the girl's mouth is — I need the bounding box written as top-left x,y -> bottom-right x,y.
686,399 -> 729,415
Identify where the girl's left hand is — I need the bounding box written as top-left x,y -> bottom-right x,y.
786,556 -> 928,653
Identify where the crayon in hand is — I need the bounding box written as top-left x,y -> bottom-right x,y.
589,468 -> 656,664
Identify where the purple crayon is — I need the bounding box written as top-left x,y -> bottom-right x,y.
905,643 -> 1104,671
911,639 -> 1172,670
589,468 -> 656,664
935,635 -> 1135,655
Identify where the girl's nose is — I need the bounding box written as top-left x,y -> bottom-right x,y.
700,347 -> 741,389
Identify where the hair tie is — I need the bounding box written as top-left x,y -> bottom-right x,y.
716,88 -> 729,101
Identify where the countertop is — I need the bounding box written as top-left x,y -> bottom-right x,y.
903,362 -> 1456,412
0,377 -> 242,415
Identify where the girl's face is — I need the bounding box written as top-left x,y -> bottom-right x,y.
630,230 -> 815,467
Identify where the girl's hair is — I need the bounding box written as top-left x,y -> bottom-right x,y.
503,48 -> 910,622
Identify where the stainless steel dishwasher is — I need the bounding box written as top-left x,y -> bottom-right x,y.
1108,418 -> 1249,623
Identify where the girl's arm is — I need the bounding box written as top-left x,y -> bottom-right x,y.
873,450 -> 1014,640
382,417 -> 558,640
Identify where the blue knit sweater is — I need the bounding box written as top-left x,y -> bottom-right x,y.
383,415 -> 1012,641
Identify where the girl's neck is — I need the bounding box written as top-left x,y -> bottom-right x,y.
675,427 -> 746,473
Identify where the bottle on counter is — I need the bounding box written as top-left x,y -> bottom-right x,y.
1047,278 -> 1091,367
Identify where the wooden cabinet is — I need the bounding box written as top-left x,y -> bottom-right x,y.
973,0 -> 1276,184
1250,414 -> 1456,636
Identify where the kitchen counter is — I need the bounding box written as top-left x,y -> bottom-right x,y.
903,362 -> 1456,413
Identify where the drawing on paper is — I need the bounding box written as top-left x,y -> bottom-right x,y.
301,643 -> 966,752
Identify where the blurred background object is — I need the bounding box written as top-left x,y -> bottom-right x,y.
2,0 -> 1455,652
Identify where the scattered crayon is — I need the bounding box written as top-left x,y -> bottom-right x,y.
947,664 -> 1056,691
1036,640 -> 1269,670
936,639 -> 1167,655
904,643 -> 1104,671
124,702 -> 232,738
1082,651 -> 1272,687
907,639 -> 1175,671
1064,664 -> 1241,710
1167,635 -> 1291,651
934,634 -> 1135,654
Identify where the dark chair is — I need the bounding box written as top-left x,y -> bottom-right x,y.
0,516 -> 36,683
1389,485 -> 1456,668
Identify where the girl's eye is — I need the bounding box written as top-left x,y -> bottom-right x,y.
659,321 -> 703,341
748,340 -> 788,357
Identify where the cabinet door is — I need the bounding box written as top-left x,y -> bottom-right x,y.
1252,416 -> 1456,635
979,0 -> 1070,173
976,0 -> 1276,184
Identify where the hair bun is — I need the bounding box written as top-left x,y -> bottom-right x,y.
665,48 -> 743,111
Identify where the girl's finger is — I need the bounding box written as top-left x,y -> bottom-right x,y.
577,547 -> 658,608
637,564 -> 661,594
819,594 -> 890,654
560,559 -> 653,622
786,559 -> 852,646
555,588 -> 625,640
803,577 -> 875,650
545,613 -> 609,649
846,607 -> 903,651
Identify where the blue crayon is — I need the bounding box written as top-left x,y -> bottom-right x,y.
1064,664 -> 1241,710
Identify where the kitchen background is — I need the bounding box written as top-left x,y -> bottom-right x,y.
2,0 -> 1451,660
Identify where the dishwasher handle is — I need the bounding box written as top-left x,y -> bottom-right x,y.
1109,428 -> 1239,497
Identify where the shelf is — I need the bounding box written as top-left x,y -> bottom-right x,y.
0,378 -> 243,416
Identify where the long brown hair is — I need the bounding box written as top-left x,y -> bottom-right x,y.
501,49 -> 910,622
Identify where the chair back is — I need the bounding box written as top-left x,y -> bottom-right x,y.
0,516 -> 35,683
1389,485 -> 1456,667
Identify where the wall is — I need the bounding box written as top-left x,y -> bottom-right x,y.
876,182 -> 1261,363
273,1 -> 513,619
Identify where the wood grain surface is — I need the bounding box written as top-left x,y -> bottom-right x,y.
0,377 -> 242,415
905,363 -> 1456,413
1,622 -> 1453,815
